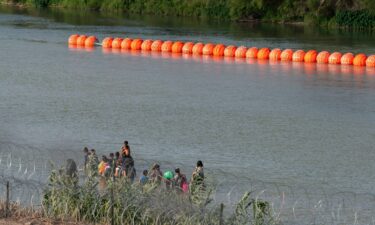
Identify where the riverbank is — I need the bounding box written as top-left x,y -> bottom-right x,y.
1,0 -> 375,29
0,167 -> 274,225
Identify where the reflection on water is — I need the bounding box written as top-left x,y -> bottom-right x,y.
69,45 -> 375,83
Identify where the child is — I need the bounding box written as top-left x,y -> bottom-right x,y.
139,170 -> 149,185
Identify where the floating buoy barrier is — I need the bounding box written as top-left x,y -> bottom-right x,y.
68,34 -> 79,45
292,50 -> 305,62
235,46 -> 247,58
257,48 -> 270,60
192,43 -> 204,55
182,42 -> 194,54
340,53 -> 354,65
76,35 -> 87,46
202,43 -> 215,55
121,38 -> 133,50
172,41 -> 184,53
328,52 -> 342,64
102,37 -> 113,48
224,45 -> 237,57
68,34 -> 375,68
161,41 -> 173,52
353,53 -> 367,67
213,44 -> 225,57
317,51 -> 330,64
246,47 -> 258,58
111,38 -> 123,49
131,39 -> 143,50
85,36 -> 97,47
269,48 -> 282,61
280,49 -> 293,61
141,39 -> 153,51
151,40 -> 163,52
304,50 -> 317,63
366,55 -> 375,67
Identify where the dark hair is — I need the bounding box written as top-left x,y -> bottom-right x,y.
153,164 -> 160,170
197,160 -> 203,167
83,147 -> 89,152
143,170 -> 148,176
109,153 -> 114,157
91,149 -> 96,153
124,140 -> 128,145
115,152 -> 120,157
175,168 -> 180,174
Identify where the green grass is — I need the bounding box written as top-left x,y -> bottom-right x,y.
40,167 -> 277,225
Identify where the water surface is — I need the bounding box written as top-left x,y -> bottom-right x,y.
0,5 -> 375,223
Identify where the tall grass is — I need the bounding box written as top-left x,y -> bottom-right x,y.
41,167 -> 277,225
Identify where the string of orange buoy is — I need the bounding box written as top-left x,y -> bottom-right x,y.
68,34 -> 375,67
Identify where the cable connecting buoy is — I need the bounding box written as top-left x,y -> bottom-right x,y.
67,34 -> 375,68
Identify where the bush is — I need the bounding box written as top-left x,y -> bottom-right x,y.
335,10 -> 375,28
42,166 -> 276,225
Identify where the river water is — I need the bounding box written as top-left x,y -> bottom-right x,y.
0,5 -> 375,224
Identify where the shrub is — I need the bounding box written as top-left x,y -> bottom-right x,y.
335,10 -> 375,28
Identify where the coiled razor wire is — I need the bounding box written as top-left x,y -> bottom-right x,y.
1,141 -> 375,225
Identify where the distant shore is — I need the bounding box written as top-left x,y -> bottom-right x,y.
1,0 -> 375,29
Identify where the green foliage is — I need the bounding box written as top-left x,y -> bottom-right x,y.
42,166 -> 276,225
4,0 -> 375,28
335,10 -> 375,28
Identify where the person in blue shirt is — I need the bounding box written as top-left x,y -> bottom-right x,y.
139,170 -> 149,185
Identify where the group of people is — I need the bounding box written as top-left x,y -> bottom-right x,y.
83,140 -> 205,193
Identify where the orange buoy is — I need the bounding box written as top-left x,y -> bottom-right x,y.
328,52 -> 342,64
76,35 -> 87,46
120,38 -> 133,50
102,37 -> 113,48
257,48 -> 270,60
172,41 -> 184,53
353,53 -> 367,67
213,44 -> 225,57
269,48 -> 282,61
68,34 -> 79,45
192,43 -> 204,55
202,43 -> 215,55
246,47 -> 258,58
161,41 -> 173,52
111,38 -> 123,49
366,55 -> 375,67
141,39 -> 153,51
224,45 -> 237,57
292,50 -> 305,62
235,46 -> 247,58
182,42 -> 194,54
151,40 -> 163,52
340,53 -> 354,65
84,36 -> 97,47
317,51 -> 330,64
304,50 -> 318,63
280,49 -> 293,61
130,39 -> 143,50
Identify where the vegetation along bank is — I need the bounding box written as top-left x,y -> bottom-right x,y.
2,0 -> 375,29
